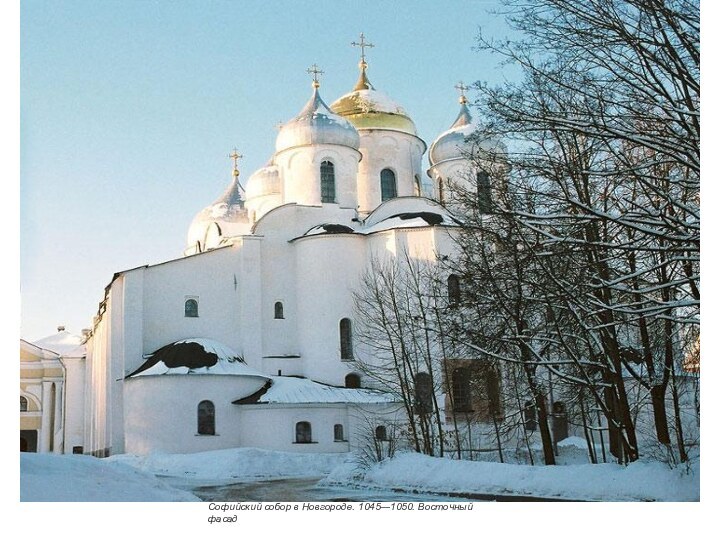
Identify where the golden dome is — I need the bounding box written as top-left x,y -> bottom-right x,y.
330,66 -> 417,136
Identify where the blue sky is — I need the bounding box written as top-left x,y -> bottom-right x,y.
20,0 -> 512,341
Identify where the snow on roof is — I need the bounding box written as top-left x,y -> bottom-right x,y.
303,223 -> 357,236
235,376 -> 397,405
127,338 -> 268,379
361,211 -> 461,234
32,330 -> 86,357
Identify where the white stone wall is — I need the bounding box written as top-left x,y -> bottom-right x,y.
275,144 -> 361,209
355,130 -> 426,215
62,355 -> 86,453
123,375 -> 267,455
294,233 -> 367,385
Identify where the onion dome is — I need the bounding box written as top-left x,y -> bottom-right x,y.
275,80 -> 360,154
245,161 -> 281,200
429,93 -> 505,166
330,62 -> 417,136
186,172 -> 251,251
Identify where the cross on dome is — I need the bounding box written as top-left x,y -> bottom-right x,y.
229,148 -> 243,177
455,81 -> 469,105
306,63 -> 324,88
351,32 -> 374,67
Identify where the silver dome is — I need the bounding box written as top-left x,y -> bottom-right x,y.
276,86 -> 360,153
429,103 -> 506,166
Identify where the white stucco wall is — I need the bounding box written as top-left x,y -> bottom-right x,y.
355,130 -> 426,215
123,374 -> 268,455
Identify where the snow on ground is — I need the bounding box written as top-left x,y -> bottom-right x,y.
21,446 -> 699,502
20,453 -> 200,502
322,451 -> 700,502
109,447 -> 347,485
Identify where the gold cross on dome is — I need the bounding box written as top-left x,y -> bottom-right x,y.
455,81 -> 469,104
351,32 -> 374,63
229,148 -> 242,176
306,63 -> 324,88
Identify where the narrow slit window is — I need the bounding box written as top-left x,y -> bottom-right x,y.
197,400 -> 215,435
380,169 -> 397,201
477,169 -> 491,213
447,274 -> 461,305
321,161 -> 336,203
340,318 -> 353,359
274,301 -> 284,319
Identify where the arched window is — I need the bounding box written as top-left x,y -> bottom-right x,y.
345,373 -> 361,388
274,301 -> 284,319
438,177 -> 445,204
185,298 -> 199,318
321,161 -> 336,203
20,396 -> 28,412
340,318 -> 353,359
296,421 -> 312,443
552,401 -> 568,441
477,169 -> 491,213
447,274 -> 461,305
452,367 -> 472,412
375,425 -> 388,441
334,424 -> 345,441
414,372 -> 433,414
197,400 -> 215,435
380,169 -> 397,201
414,174 -> 422,196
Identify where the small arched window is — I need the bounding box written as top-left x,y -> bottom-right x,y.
380,169 -> 397,201
375,425 -> 388,441
20,396 -> 28,412
447,274 -> 461,305
345,373 -> 361,388
334,424 -> 345,441
414,174 -> 422,196
477,169 -> 491,213
340,318 -> 353,360
414,372 -> 433,414
321,161 -> 336,203
274,301 -> 284,319
296,421 -> 312,443
197,400 -> 215,435
185,298 -> 199,318
552,401 -> 569,441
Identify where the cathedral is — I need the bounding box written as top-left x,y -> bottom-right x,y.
20,36 -> 500,457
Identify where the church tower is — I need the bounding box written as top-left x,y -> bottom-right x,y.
428,83 -> 506,214
330,34 -> 427,215
272,65 -> 362,212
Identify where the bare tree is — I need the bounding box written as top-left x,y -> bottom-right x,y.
442,0 -> 699,464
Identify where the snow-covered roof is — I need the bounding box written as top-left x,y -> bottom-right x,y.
32,330 -> 86,357
303,223 -> 357,236
362,211 -> 461,234
234,376 -> 397,405
127,338 -> 268,379
294,199 -> 462,239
